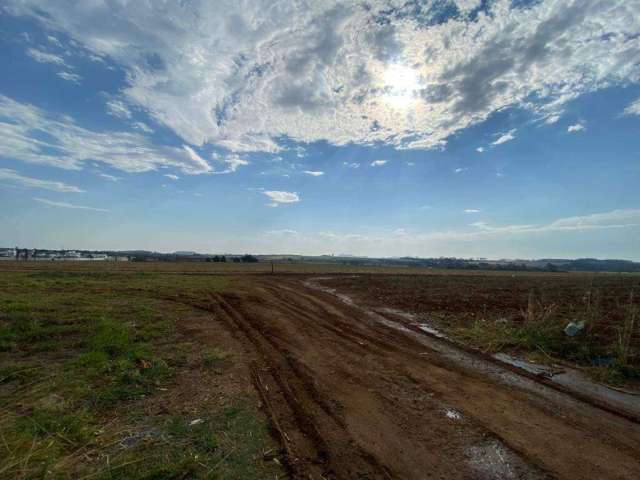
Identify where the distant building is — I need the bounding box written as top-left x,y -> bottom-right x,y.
0,248 -> 16,260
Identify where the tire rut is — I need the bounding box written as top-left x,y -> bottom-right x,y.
208,291 -> 396,480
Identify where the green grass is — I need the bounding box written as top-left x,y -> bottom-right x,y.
452,290 -> 640,384
201,348 -> 229,371
98,403 -> 280,480
0,270 -> 282,479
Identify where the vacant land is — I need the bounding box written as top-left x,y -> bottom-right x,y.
0,269 -> 283,479
321,272 -> 640,385
1,263 -> 640,479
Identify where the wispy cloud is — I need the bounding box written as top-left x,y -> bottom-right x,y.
26,48 -> 68,67
491,129 -> 516,146
132,122 -> 153,133
464,209 -> 480,213
0,168 -> 83,193
454,167 -> 468,174
476,147 -> 484,153
545,114 -> 561,124
0,94 -> 213,175
163,174 -> 179,180
210,153 -> 249,175
256,209 -> 640,256
263,190 -> 300,206
106,99 -> 132,119
469,209 -> 640,235
623,98 -> 640,116
371,159 -> 388,167
57,71 -> 82,84
264,229 -> 299,237
6,1 -> 640,153
34,197 -> 108,212
97,173 -> 119,182
303,170 -> 324,176
567,123 -> 585,133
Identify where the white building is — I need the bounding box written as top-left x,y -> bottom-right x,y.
0,248 -> 16,259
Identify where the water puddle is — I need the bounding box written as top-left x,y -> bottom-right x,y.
496,353 -> 640,415
467,439 -> 546,480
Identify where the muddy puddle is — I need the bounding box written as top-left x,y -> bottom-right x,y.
305,276 -> 640,421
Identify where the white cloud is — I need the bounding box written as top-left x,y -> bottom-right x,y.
57,71 -> 82,84
454,0 -> 482,13
26,48 -> 68,67
0,168 -> 83,193
98,173 -> 119,181
343,162 -> 360,169
263,190 -> 300,205
371,159 -> 388,167
545,209 -> 640,231
491,129 -> 516,146
476,147 -> 484,153
46,35 -> 62,47
0,94 -> 213,175
295,146 -> 307,158
7,1 -> 638,153
132,121 -> 153,133
623,98 -> 640,116
454,167 -> 467,173
210,152 -> 249,175
34,197 -> 108,212
464,209 -> 480,213
163,174 -> 179,180
303,170 -> 324,176
567,123 -> 585,133
545,114 -> 561,124
106,99 -> 132,119
468,210 -> 640,235
265,229 -> 299,237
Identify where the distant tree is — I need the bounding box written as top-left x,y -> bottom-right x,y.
240,254 -> 259,263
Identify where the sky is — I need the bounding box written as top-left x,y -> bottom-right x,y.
0,0 -> 639,259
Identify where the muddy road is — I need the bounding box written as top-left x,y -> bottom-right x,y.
198,276 -> 640,479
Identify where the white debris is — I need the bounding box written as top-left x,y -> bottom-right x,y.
189,418 -> 204,426
445,408 -> 462,420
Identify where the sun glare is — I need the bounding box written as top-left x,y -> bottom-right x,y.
383,64 -> 420,109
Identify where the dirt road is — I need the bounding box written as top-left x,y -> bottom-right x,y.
197,276 -> 640,479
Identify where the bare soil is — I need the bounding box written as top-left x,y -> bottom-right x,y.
182,275 -> 640,480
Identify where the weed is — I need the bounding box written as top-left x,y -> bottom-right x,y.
101,404 -> 281,480
0,270 -> 246,479
202,348 -> 228,370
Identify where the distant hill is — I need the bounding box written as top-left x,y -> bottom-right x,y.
7,247 -> 640,272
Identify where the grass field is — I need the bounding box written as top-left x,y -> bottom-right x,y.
0,269 -> 283,479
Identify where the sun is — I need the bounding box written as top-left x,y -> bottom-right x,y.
383,64 -> 420,109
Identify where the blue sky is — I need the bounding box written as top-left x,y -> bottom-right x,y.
1,0 -> 639,259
